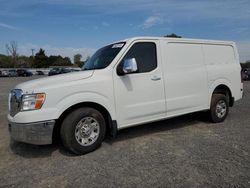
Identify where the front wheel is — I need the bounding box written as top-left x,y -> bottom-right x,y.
209,94 -> 229,123
60,107 -> 106,155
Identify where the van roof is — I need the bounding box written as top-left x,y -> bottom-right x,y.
117,36 -> 235,46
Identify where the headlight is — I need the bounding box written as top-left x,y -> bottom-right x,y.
22,93 -> 46,111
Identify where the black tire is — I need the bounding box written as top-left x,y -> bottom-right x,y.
60,107 -> 106,155
209,94 -> 229,123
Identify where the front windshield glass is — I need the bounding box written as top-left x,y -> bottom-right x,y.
82,42 -> 125,70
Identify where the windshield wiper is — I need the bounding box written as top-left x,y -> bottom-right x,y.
82,67 -> 94,71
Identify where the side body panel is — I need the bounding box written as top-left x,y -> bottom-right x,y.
161,41 -> 209,117
203,43 -> 243,103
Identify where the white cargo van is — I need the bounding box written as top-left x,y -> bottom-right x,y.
8,37 -> 243,154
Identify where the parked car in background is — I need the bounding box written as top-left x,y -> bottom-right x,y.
0,70 -> 9,77
48,68 -> 61,76
242,69 -> 250,81
48,67 -> 72,76
8,69 -> 18,77
36,70 -> 45,75
71,68 -> 81,72
61,68 -> 72,74
17,69 -> 33,77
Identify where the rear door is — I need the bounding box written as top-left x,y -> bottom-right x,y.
113,40 -> 166,128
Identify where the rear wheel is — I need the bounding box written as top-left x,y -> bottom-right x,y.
60,107 -> 106,155
209,94 -> 229,123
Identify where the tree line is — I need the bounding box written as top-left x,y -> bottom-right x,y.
0,41 -> 87,68
241,61 -> 250,69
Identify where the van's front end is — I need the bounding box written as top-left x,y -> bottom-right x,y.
7,41 -> 127,154
7,70 -> 95,145
8,89 -> 54,145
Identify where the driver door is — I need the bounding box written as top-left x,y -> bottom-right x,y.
113,41 -> 166,128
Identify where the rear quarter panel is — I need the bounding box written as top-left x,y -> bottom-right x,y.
203,43 -> 243,103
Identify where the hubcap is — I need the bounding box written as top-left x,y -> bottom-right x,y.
75,117 -> 100,146
215,100 -> 227,118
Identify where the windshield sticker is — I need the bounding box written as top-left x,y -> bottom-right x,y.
112,43 -> 124,48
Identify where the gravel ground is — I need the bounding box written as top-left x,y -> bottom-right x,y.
0,76 -> 250,188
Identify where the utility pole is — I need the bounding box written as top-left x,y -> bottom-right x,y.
31,49 -> 35,58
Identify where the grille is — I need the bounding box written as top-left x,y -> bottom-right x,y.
9,89 -> 23,117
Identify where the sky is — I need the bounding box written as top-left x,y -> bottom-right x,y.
0,0 -> 250,62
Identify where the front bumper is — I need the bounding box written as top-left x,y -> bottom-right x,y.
8,120 -> 55,145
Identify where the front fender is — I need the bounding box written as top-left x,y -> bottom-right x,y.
55,92 -> 115,120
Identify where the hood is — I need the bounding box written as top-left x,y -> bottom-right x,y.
15,70 -> 94,93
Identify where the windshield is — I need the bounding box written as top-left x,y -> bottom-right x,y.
82,42 -> 125,70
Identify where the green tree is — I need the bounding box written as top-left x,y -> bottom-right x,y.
241,61 -> 250,69
17,56 -> 33,68
75,61 -> 83,68
63,57 -> 72,65
74,54 -> 82,64
48,55 -> 59,66
164,33 -> 182,38
0,54 -> 13,68
33,48 -> 49,68
74,54 -> 86,67
50,55 -> 72,66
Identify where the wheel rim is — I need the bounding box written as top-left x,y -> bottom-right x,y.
75,117 -> 100,146
215,100 -> 227,118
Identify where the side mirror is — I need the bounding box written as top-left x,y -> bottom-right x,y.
117,58 -> 138,76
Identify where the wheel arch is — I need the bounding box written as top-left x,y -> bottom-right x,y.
211,84 -> 234,107
53,102 -> 117,143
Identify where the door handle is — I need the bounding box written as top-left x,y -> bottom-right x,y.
151,75 -> 161,81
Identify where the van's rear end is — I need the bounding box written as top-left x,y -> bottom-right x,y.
233,43 -> 244,101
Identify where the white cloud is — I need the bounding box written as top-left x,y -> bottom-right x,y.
142,16 -> 163,29
40,0 -> 250,21
18,43 -> 96,61
0,22 -> 18,30
2,0 -> 250,22
93,25 -> 99,30
102,22 -> 110,27
234,27 -> 249,34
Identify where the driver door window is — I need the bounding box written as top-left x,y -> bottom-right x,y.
122,42 -> 157,73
